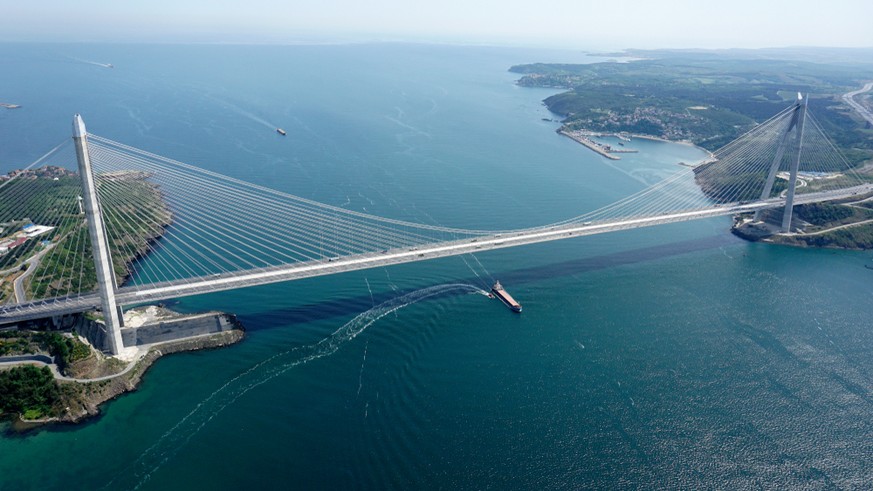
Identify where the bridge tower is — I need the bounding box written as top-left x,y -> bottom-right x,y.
72,115 -> 125,355
753,93 -> 808,232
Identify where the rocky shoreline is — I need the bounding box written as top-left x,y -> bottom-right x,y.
8,321 -> 244,432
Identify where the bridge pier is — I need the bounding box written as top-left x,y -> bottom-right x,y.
754,110 -> 796,222
780,94 -> 808,232
73,115 -> 125,355
752,93 -> 808,231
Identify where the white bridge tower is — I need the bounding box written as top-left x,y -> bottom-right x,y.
72,115 -> 125,355
753,93 -> 808,232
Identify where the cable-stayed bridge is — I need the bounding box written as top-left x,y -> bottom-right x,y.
1,95 -> 871,354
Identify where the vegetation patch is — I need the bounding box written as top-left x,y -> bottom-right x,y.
0,365 -> 61,420
0,331 -> 92,374
0,167 -> 171,301
776,223 -> 873,249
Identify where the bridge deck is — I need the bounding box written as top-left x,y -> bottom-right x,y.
3,183 -> 869,325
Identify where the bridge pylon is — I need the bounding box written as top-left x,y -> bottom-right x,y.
780,94 -> 808,232
753,93 -> 808,231
72,115 -> 125,355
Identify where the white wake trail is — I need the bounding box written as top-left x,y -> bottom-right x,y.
104,283 -> 483,490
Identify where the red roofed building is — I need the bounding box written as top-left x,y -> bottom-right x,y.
8,237 -> 28,249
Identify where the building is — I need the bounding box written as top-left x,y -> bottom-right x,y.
22,223 -> 55,238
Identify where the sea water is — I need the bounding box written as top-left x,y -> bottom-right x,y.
1,43 -> 873,489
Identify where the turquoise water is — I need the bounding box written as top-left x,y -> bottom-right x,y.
2,43 -> 873,489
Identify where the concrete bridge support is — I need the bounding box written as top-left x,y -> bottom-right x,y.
754,93 -> 808,231
73,115 -> 124,355
780,94 -> 808,232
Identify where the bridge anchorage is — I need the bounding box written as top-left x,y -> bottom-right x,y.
0,97 -> 869,355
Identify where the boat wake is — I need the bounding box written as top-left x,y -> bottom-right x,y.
203,94 -> 277,131
104,283 -> 484,490
69,56 -> 113,68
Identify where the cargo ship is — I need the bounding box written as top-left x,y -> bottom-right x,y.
491,281 -> 522,313
276,128 -> 287,136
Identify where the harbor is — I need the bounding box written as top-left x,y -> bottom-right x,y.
558,128 -> 639,160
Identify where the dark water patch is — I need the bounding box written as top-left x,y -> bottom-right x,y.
829,372 -> 873,406
722,316 -> 801,363
601,406 -> 651,465
797,466 -> 838,489
765,376 -> 810,408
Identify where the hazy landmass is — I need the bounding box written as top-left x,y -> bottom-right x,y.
511,48 -> 873,161
512,48 -> 873,249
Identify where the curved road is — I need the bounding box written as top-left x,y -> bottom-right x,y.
842,82 -> 873,126
11,241 -> 58,303
801,218 -> 873,236
0,331 -> 228,383
0,348 -> 142,382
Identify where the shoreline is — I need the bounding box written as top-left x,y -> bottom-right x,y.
558,129 -> 621,160
730,196 -> 873,251
620,132 -> 717,162
3,314 -> 245,431
557,125 -> 716,164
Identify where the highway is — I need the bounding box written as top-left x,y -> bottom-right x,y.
842,82 -> 873,127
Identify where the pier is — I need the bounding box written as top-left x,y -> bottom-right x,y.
559,129 -> 621,160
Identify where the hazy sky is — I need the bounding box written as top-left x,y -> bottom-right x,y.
3,0 -> 871,49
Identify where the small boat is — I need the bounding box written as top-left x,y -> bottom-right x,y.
491,281 -> 522,313
276,128 -> 287,136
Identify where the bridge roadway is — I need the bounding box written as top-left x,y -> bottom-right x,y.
2,184 -> 871,325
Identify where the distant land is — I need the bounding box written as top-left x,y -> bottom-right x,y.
511,48 -> 873,158
511,48 -> 873,249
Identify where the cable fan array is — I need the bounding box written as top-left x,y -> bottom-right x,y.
0,142 -> 102,305
87,136 -> 494,290
0,100 -> 867,308
551,104 -> 866,228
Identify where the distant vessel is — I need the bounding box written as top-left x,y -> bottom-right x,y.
276,128 -> 287,136
491,281 -> 522,313
106,64 -> 114,68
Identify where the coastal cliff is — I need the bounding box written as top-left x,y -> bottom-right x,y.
1,312 -> 245,431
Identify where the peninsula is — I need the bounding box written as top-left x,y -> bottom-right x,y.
513,49 -> 873,249
1,307 -> 244,428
